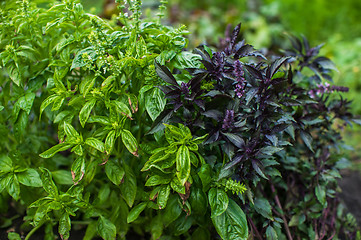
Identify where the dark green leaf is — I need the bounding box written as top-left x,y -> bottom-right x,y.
208,188 -> 228,218
17,169 -> 42,187
52,170 -> 73,185
212,199 -> 248,240
84,221 -> 97,240
260,146 -> 283,156
97,216 -> 116,240
172,213 -> 193,236
315,184 -> 326,207
120,164 -> 137,207
198,164 -> 212,192
163,195 -> 182,226
189,187 -> 208,215
127,202 -> 147,223
105,160 -> 125,185
266,226 -> 278,240
192,227 -> 211,240
254,198 -> 273,219
300,130 -> 314,152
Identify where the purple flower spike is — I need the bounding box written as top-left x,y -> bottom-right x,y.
222,110 -> 235,130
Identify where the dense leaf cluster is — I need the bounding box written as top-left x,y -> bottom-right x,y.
0,0 -> 359,239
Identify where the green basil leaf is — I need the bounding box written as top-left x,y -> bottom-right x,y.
71,47 -> 97,70
112,100 -> 132,118
105,160 -> 125,185
79,99 -> 96,127
163,195 -> 182,226
157,185 -> 171,209
176,145 -> 190,186
39,167 -> 58,197
170,177 -> 185,194
172,212 -> 193,236
145,87 -> 166,121
59,212 -> 71,240
0,174 -> 11,192
198,164 -> 212,192
71,157 -> 85,185
212,199 -> 248,240
52,170 -> 73,185
97,216 -> 116,240
120,164 -> 137,207
0,155 -> 12,173
14,110 -> 28,138
63,122 -> 80,140
85,137 -> 105,153
7,175 -> 20,200
17,169 -> 42,187
7,64 -> 21,86
192,227 -> 211,240
189,187 -> 208,215
84,221 -> 97,240
145,174 -> 172,187
121,129 -> 138,157
127,202 -> 147,223
16,92 -> 36,115
105,130 -> 116,155
33,203 -> 50,226
80,75 -> 96,97
8,232 -> 21,240
208,188 -> 228,218
71,144 -> 83,156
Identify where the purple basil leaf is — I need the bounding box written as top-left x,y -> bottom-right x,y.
234,44 -> 254,59
222,132 -> 245,148
202,110 -> 223,121
147,108 -> 173,134
154,60 -> 179,87
267,57 -> 291,79
244,64 -> 263,80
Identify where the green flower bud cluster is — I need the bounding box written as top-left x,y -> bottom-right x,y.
218,178 -> 247,195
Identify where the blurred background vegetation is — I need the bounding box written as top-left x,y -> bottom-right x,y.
83,0 -> 361,164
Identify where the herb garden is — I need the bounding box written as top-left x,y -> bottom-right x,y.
0,0 -> 360,239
